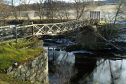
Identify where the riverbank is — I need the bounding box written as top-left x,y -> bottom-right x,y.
0,37 -> 48,84
0,38 -> 43,72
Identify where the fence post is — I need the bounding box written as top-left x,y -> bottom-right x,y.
14,25 -> 17,43
31,22 -> 34,36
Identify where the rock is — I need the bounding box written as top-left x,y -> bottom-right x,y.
20,66 -> 26,73
7,66 -> 13,72
32,60 -> 37,68
26,71 -> 30,77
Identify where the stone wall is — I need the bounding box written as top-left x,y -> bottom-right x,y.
7,52 -> 48,84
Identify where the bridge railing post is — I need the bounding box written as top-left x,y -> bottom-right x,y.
13,25 -> 18,43
31,22 -> 34,36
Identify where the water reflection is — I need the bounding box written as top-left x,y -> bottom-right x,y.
45,46 -> 97,84
43,38 -> 126,84
46,46 -> 126,84
93,60 -> 125,84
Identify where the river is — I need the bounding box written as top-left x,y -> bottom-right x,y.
43,35 -> 126,84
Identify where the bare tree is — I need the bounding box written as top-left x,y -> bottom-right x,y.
37,0 -> 44,20
113,0 -> 124,25
44,0 -> 54,20
56,1 -> 70,20
18,0 -> 32,24
11,0 -> 19,20
97,0 -> 125,41
0,0 -> 11,25
52,1 -> 63,20
74,0 -> 87,20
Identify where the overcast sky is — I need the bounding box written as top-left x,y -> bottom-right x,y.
6,0 -> 106,5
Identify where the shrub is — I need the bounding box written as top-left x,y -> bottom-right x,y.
98,24 -> 119,40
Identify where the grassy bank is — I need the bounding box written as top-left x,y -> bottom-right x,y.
0,38 -> 44,72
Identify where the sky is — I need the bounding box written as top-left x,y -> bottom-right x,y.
6,0 -> 106,6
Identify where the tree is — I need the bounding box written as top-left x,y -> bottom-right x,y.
97,0 -> 126,44
56,1 -> 70,20
36,0 -> 44,20
20,0 -> 31,20
74,0 -> 87,20
0,0 -> 11,25
44,0 -> 54,20
113,0 -> 124,24
11,0 -> 18,20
